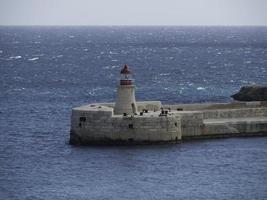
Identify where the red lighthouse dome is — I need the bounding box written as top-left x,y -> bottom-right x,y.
120,64 -> 131,74
120,64 -> 133,85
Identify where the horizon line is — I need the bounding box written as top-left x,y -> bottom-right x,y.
1,24 -> 267,27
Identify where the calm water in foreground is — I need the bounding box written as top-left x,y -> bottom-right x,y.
0,26 -> 267,199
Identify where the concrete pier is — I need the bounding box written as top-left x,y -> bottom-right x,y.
70,101 -> 267,145
70,101 -> 181,145
69,65 -> 267,145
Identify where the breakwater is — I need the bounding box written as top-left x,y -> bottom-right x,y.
70,101 -> 267,145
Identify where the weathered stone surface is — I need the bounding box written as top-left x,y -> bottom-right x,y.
69,130 -> 82,145
231,85 -> 267,101
70,101 -> 267,145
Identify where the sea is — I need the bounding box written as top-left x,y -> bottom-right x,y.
0,26 -> 267,199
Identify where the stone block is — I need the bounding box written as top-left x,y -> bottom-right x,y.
148,132 -> 162,141
136,132 -> 149,141
160,132 -> 172,141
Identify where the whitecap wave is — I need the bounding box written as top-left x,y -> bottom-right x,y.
12,88 -> 25,91
28,57 -> 39,61
103,65 -> 119,69
197,87 -> 206,90
9,56 -> 22,60
109,51 -> 118,55
159,73 -> 170,76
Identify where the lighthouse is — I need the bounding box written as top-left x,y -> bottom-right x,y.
114,64 -> 138,115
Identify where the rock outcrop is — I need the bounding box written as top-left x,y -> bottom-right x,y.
231,85 -> 267,101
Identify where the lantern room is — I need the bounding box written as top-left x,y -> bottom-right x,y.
120,64 -> 133,85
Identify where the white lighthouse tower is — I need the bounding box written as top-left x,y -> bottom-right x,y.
114,64 -> 138,115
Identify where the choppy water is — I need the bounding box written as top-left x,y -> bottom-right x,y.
0,26 -> 267,199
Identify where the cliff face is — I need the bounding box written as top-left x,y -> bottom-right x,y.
231,86 -> 267,101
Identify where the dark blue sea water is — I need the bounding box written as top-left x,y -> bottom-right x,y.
0,26 -> 267,199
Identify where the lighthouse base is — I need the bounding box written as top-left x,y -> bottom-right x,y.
70,101 -> 181,145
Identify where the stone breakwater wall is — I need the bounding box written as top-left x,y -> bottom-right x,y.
70,102 -> 181,145
164,102 -> 267,139
70,101 -> 267,145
